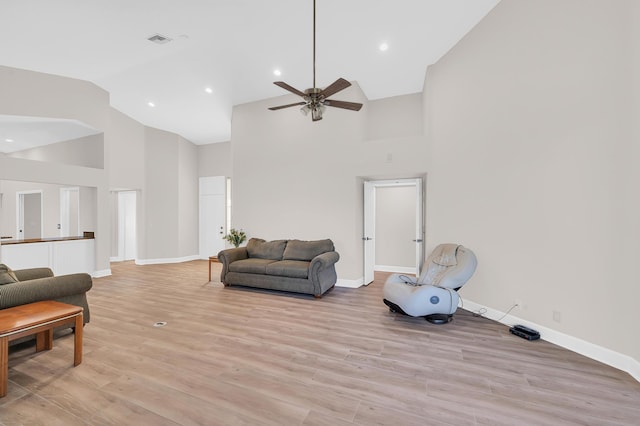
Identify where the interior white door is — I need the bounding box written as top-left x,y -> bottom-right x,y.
363,181 -> 375,285
60,187 -> 79,237
199,176 -> 226,259
118,191 -> 137,261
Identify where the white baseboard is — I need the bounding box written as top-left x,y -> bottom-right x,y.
336,277 -> 364,288
92,269 -> 112,278
375,265 -> 415,274
462,299 -> 640,383
135,255 -> 201,266
109,256 -> 123,262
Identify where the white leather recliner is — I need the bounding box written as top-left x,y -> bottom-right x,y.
383,244 -> 477,324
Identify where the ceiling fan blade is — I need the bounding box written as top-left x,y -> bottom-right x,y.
268,101 -> 307,111
273,81 -> 307,98
321,78 -> 351,98
323,99 -> 363,111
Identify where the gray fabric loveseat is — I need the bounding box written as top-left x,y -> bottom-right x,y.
218,238 -> 339,298
0,264 -> 92,324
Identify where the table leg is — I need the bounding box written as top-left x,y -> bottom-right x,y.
73,313 -> 83,366
36,329 -> 53,352
209,258 -> 212,282
0,336 -> 8,397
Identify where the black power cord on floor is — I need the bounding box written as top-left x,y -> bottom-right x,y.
458,294 -> 519,326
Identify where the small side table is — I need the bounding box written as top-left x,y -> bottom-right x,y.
208,256 -> 219,282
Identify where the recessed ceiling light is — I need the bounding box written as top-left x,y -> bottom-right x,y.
379,42 -> 389,52
273,69 -> 282,76
147,102 -> 156,107
5,138 -> 14,142
204,87 -> 213,94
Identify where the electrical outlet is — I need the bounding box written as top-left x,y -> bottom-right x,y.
553,311 -> 561,323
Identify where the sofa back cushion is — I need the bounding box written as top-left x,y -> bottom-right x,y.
246,238 -> 287,260
0,264 -> 18,285
283,239 -> 334,261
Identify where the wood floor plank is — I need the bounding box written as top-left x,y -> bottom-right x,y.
2,260 -> 638,425
0,392 -> 88,425
301,409 -> 358,426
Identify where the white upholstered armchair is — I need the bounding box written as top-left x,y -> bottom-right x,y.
383,244 -> 477,324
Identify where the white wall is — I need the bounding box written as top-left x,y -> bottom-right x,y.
0,65 -> 201,270
109,191 -> 118,258
78,186 -> 96,234
178,137 -> 199,257
0,65 -> 110,272
108,109 -> 145,190
142,127 -> 180,260
423,0 -> 639,364
0,66 -> 110,126
231,85 -> 428,281
231,86 -> 367,279
367,93 -> 423,141
140,128 -> 199,261
8,134 -> 104,169
198,141 -> 232,178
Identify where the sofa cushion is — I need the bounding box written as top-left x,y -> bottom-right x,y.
283,239 -> 334,261
265,260 -> 310,279
229,258 -> 277,275
0,264 -> 18,285
246,238 -> 287,260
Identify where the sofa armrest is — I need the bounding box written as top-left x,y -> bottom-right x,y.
218,247 -> 248,265
218,247 -> 248,283
12,267 -> 54,282
308,251 -> 340,296
309,251 -> 340,272
0,273 -> 93,309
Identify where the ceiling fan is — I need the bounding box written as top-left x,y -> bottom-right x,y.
268,0 -> 363,121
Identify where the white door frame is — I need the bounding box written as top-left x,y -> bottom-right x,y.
16,190 -> 44,240
363,178 -> 424,285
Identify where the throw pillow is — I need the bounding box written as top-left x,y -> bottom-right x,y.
0,263 -> 18,285
283,239 -> 334,261
246,238 -> 287,260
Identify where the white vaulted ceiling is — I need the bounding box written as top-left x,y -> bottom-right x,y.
0,0 -> 500,145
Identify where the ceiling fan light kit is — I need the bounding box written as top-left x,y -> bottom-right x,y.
269,0 -> 363,121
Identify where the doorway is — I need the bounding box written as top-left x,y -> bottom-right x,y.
117,191 -> 137,261
60,187 -> 80,237
363,178 -> 424,285
16,190 -> 43,240
199,176 -> 227,259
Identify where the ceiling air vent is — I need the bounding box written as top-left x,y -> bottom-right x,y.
147,33 -> 172,44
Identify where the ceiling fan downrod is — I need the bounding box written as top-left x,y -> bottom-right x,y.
268,0 -> 363,121
313,0 -> 316,91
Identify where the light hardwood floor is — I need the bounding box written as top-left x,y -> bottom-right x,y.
1,261 -> 639,425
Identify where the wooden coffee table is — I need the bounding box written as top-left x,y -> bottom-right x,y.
0,300 -> 83,397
